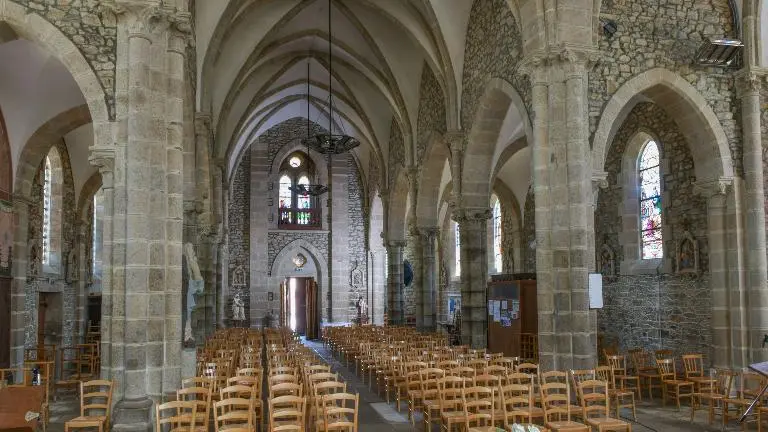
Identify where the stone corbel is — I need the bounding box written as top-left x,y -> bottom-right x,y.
195,113 -> 212,139
558,44 -> 602,77
693,176 -> 733,199
452,206 -> 492,224
386,240 -> 407,249
445,130 -> 465,154
591,171 -> 609,207
89,147 -> 116,188
734,69 -> 766,98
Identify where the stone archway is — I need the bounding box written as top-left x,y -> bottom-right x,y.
591,68 -> 743,368
270,239 -> 328,325
416,132 -> 448,228
462,77 -> 531,210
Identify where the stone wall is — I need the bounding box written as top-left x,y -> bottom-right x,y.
265,117 -> 327,169
416,64 -> 447,165
388,119 -> 404,189
267,232 -> 329,275
347,154 -> 367,318
590,0 -> 740,174
461,0 -> 529,134
762,87 -> 768,261
227,152 -> 250,322
16,0 -> 117,118
595,101 -> 712,360
595,102 -> 709,271
521,186 -> 535,273
597,274 -> 712,360
403,228 -> 418,322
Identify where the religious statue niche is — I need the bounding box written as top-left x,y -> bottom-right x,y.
350,260 -> 367,325
598,244 -> 616,278
230,265 -> 248,326
676,231 -> 699,274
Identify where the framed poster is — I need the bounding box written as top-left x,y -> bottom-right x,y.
447,294 -> 461,321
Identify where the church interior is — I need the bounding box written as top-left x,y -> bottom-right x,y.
1,0 -> 768,430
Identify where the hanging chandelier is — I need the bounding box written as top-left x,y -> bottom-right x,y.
290,52 -> 328,197
302,0 -> 360,155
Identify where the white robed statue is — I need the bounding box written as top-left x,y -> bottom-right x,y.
232,293 -> 246,322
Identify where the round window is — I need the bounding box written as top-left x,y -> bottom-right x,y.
289,156 -> 302,168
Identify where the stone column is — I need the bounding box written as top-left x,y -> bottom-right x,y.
695,178 -> 740,368
163,12 -> 190,395
455,207 -> 491,348
446,132 -> 464,206
386,240 -> 405,325
420,227 -> 438,331
736,71 -> 768,362
407,222 -> 422,328
9,194 -> 33,370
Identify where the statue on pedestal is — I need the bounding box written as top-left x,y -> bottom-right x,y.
232,293 -> 246,323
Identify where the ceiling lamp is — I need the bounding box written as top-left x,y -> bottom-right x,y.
291,57 -> 329,197
695,38 -> 743,67
302,0 -> 360,155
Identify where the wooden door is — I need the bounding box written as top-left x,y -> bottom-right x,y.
305,280 -> 318,340
292,277 -> 311,335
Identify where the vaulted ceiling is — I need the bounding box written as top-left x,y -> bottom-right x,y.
195,0 -> 478,180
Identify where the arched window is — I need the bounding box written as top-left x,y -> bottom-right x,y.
492,199 -> 502,273
454,221 -> 461,277
639,140 -> 663,259
42,156 -> 52,266
277,152 -> 320,228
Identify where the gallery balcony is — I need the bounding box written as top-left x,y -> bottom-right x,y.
278,208 -> 322,230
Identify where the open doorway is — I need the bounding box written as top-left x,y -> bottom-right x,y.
37,292 -> 62,352
281,277 -> 318,338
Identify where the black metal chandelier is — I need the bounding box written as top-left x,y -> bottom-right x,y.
301,0 -> 360,155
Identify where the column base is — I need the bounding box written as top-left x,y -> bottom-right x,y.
112,397 -> 153,432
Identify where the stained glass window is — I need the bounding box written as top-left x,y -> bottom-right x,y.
455,221 -> 461,277
42,156 -> 51,266
492,199 -> 502,273
297,176 -> 310,209
639,140 -> 663,259
279,175 -> 293,209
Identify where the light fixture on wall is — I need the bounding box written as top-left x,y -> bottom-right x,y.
695,38 -> 743,67
301,0 -> 360,155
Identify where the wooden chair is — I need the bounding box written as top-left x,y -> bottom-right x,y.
606,355 -> 641,401
577,379 -> 631,431
540,381 -> 588,432
156,400 -> 198,432
268,395 -> 306,432
439,384 -> 466,432
64,380 -> 114,432
420,369 -> 445,431
177,386 -> 212,432
500,381 -> 538,427
630,350 -> 662,400
214,397 -> 254,432
463,386 -> 495,432
318,392 -> 359,432
595,365 -> 636,421
682,354 -> 715,392
182,376 -> 212,389
723,371 -> 768,430
656,358 -> 694,410
540,371 -> 580,420
690,368 -> 736,425
654,349 -> 673,360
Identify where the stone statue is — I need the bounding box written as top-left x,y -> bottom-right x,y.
232,293 -> 246,322
357,295 -> 368,316
183,243 -> 204,346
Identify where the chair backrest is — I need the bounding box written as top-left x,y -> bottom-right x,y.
269,395 -> 306,430
183,376 -> 212,389
227,375 -> 261,397
595,366 -> 616,389
569,369 -> 595,406
655,349 -> 673,359
500,382 -> 533,423
177,386 -> 212,429
269,373 -> 298,387
463,386 -> 494,429
516,362 -> 539,375
80,380 -> 113,419
214,397 -> 253,432
321,392 -> 359,432
447,366 -> 476,380
220,384 -> 254,400
740,372 -> 767,399
270,382 -> 304,399
682,354 -> 704,378
630,349 -> 654,372
713,369 -> 737,396
474,373 -> 501,388
578,379 -> 610,419
236,367 -> 263,378
606,355 -> 627,375
156,400 -> 198,432
541,381 -> 574,423
655,358 -> 676,380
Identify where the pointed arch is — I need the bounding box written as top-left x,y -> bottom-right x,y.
387,172 -> 410,241
462,77 -> 532,209
0,106 -> 9,200
416,132 -> 449,227
591,68 -> 733,183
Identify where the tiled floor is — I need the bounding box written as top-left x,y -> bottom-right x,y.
43,341 -> 759,431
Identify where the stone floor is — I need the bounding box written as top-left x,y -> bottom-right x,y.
43,341 -> 759,431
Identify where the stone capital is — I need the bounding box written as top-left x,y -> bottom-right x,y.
735,69 -> 766,98
445,130 -> 465,153
103,0 -> 164,39
452,206 -> 492,224
693,176 -> 733,198
195,113 -> 212,138
518,51 -> 549,84
557,44 -> 601,76
89,147 -> 116,176
386,240 -> 407,249
405,166 -> 420,183
591,171 -> 609,207
419,226 -> 439,241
